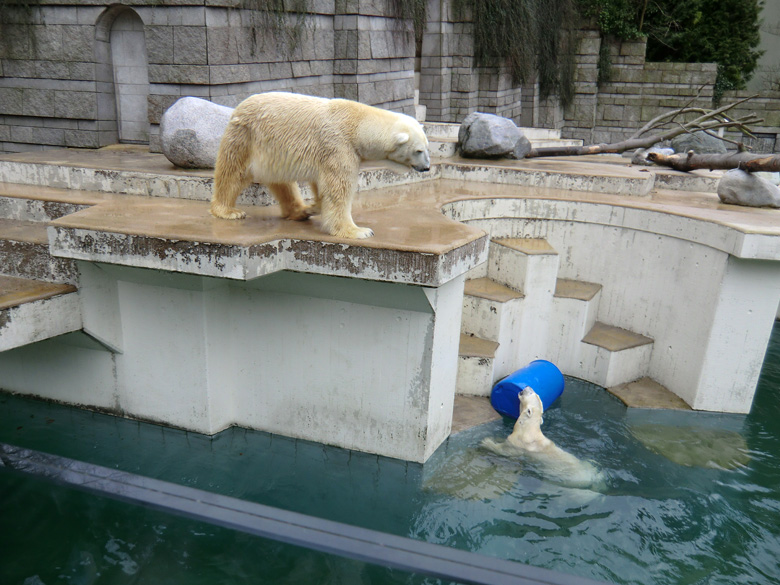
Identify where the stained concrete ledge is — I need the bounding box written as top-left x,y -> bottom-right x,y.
47,196 -> 489,286
608,378 -> 692,410
23,148 -> 780,287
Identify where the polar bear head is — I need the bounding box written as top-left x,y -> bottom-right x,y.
517,386 -> 544,427
387,116 -> 431,172
505,386 -> 548,448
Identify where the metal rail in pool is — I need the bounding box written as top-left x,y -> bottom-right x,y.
0,442 -> 609,585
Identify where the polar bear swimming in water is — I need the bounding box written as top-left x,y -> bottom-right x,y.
481,387 -> 607,491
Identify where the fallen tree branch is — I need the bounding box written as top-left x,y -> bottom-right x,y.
646,151 -> 780,173
525,96 -> 763,159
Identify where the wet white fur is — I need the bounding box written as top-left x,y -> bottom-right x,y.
481,387 -> 606,490
210,92 -> 430,239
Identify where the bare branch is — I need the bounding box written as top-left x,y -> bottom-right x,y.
526,96 -> 764,159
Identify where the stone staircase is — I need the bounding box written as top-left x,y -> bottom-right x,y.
0,183 -> 104,351
424,122 -> 583,159
456,237 -> 656,397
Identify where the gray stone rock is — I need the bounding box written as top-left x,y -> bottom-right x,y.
671,132 -> 727,155
753,171 -> 780,186
458,112 -> 529,159
511,133 -> 532,160
160,97 -> 234,169
717,169 -> 780,208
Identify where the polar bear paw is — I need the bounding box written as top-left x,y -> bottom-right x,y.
284,206 -> 313,221
332,225 -> 374,239
210,204 -> 247,220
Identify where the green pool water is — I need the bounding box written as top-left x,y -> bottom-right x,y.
3,322 -> 780,584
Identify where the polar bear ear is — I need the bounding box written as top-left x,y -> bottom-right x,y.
394,132 -> 410,146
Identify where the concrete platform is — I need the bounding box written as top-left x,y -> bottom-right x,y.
2,146 -> 780,461
451,395 -> 502,435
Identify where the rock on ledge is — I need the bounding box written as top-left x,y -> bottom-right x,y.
717,169 -> 780,208
458,112 -> 531,160
160,97 -> 234,169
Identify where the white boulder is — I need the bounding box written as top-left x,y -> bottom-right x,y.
160,97 -> 234,169
717,168 -> 780,208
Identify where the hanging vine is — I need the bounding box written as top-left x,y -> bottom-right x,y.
389,0 -> 427,44
452,0 -> 578,107
239,0 -> 313,56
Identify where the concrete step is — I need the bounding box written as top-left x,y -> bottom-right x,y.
424,122 -> 459,141
0,182 -> 112,221
0,154 -> 434,203
456,333 -> 499,397
0,218 -> 78,284
580,321 -> 654,388
519,128 -> 561,141
488,238 -> 559,367
429,137 -> 457,159
461,277 -> 524,382
488,238 -> 559,295
531,138 -> 584,149
0,274 -> 81,351
549,278 -> 603,375
423,123 -> 581,159
607,377 -> 691,410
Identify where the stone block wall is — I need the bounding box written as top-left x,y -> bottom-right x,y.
0,0 -> 419,153
418,0 -> 522,124
2,0 -> 778,153
0,2 -> 106,151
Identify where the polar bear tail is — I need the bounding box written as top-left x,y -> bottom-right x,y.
211,122 -> 253,219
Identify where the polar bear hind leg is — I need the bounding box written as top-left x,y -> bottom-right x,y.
268,183 -> 311,221
211,123 -> 251,220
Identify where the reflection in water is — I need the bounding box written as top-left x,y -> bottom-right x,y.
630,425 -> 751,470
422,446 -> 520,500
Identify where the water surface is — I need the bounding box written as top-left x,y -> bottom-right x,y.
3,323 -> 780,584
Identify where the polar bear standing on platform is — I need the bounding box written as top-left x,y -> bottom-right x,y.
210,92 -> 431,239
482,387 -> 606,491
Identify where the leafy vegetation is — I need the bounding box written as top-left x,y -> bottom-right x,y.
642,0 -> 763,103
579,0 -> 764,103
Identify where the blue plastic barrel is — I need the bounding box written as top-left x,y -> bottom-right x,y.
490,360 -> 565,418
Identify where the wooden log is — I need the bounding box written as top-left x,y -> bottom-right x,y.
646,151 -> 780,173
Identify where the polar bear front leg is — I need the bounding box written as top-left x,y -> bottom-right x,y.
268,183 -> 311,221
319,172 -> 374,239
305,182 -> 322,216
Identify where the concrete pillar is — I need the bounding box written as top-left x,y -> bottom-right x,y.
62,263 -> 465,463
693,257 -> 780,413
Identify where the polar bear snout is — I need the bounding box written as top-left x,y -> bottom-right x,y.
411,149 -> 431,172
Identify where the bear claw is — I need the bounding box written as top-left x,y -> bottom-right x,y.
211,206 -> 246,220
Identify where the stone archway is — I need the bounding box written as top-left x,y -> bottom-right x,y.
95,6 -> 150,145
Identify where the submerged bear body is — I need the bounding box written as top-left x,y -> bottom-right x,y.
482,387 -> 606,491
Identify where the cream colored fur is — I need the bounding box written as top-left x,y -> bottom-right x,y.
481,387 -> 606,490
210,92 -> 430,239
